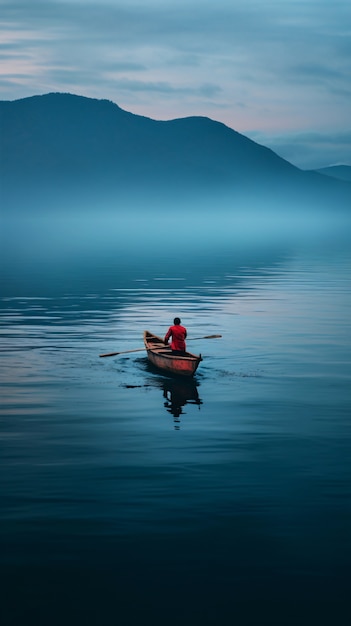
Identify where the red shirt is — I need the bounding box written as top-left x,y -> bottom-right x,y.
164,324 -> 187,351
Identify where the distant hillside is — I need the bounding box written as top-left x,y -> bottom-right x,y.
1,92 -> 350,212
314,165 -> 351,183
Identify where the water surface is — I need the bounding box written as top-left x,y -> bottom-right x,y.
1,209 -> 350,625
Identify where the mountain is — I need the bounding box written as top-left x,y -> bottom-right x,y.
314,165 -> 351,183
1,92 -> 350,212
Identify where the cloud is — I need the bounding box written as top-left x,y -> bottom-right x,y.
1,2 -> 349,91
287,63 -> 347,83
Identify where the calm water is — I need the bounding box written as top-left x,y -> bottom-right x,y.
1,209 -> 351,625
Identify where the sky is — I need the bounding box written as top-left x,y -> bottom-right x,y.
1,0 -> 350,170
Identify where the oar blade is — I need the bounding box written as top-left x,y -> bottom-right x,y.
99,346 -> 147,358
188,334 -> 222,340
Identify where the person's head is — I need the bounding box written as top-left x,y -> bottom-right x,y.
174,317 -> 181,325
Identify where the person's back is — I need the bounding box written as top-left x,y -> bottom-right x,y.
164,317 -> 187,354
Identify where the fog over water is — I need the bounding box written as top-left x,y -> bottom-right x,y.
3,203 -> 349,293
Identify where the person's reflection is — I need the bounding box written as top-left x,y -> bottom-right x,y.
163,378 -> 202,428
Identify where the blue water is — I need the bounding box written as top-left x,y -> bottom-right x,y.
1,209 -> 351,625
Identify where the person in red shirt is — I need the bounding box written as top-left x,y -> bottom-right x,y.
164,317 -> 187,355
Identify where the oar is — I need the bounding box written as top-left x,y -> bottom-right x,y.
187,335 -> 222,341
99,334 -> 222,358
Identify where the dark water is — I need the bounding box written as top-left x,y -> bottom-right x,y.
1,209 -> 351,625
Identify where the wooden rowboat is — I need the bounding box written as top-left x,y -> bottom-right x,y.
143,330 -> 202,377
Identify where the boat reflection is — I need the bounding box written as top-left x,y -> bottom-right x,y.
162,378 -> 202,429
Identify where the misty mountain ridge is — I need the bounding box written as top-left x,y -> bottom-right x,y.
314,165 -> 351,183
1,92 -> 350,212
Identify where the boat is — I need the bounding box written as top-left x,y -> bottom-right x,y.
143,330 -> 202,377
